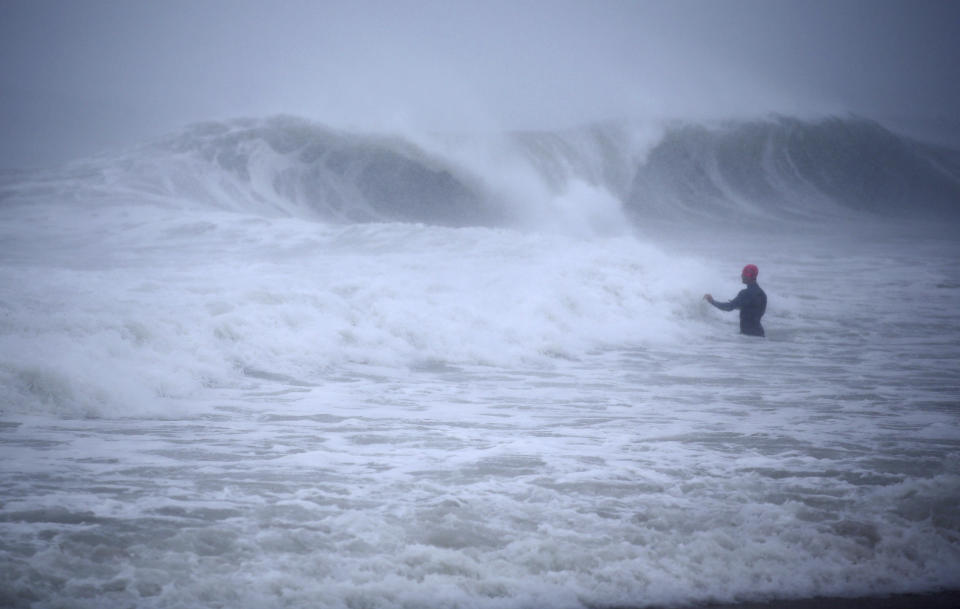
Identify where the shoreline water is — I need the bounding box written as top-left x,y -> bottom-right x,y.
2,115 -> 959,609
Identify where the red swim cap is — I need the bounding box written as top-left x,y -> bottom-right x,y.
742,264 -> 759,280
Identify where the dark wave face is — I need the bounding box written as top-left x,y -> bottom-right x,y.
629,117 -> 960,220
157,117 -> 496,226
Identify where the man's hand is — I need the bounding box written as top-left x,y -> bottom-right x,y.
703,294 -> 713,302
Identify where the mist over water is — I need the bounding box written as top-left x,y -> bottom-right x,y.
1,115 -> 959,608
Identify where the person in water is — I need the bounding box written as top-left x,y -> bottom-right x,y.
704,264 -> 767,337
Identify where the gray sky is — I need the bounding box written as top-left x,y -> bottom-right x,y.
2,0 -> 959,169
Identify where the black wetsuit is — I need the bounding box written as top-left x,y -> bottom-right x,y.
709,282 -> 767,337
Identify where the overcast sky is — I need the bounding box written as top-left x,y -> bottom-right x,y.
2,0 -> 958,169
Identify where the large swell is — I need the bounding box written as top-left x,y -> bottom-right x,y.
5,115 -> 956,229
629,117 -> 960,220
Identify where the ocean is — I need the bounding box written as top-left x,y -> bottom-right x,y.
1,116 -> 959,608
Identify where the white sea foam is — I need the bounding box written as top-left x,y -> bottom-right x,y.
0,207 -> 713,418
1,117 -> 959,608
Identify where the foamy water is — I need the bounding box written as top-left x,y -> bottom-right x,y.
1,117 -> 959,608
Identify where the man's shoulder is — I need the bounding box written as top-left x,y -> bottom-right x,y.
743,284 -> 765,302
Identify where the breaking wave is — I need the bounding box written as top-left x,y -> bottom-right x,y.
628,117 -> 960,220
3,115 -> 959,228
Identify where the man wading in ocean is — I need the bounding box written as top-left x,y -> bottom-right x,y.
703,264 -> 767,337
